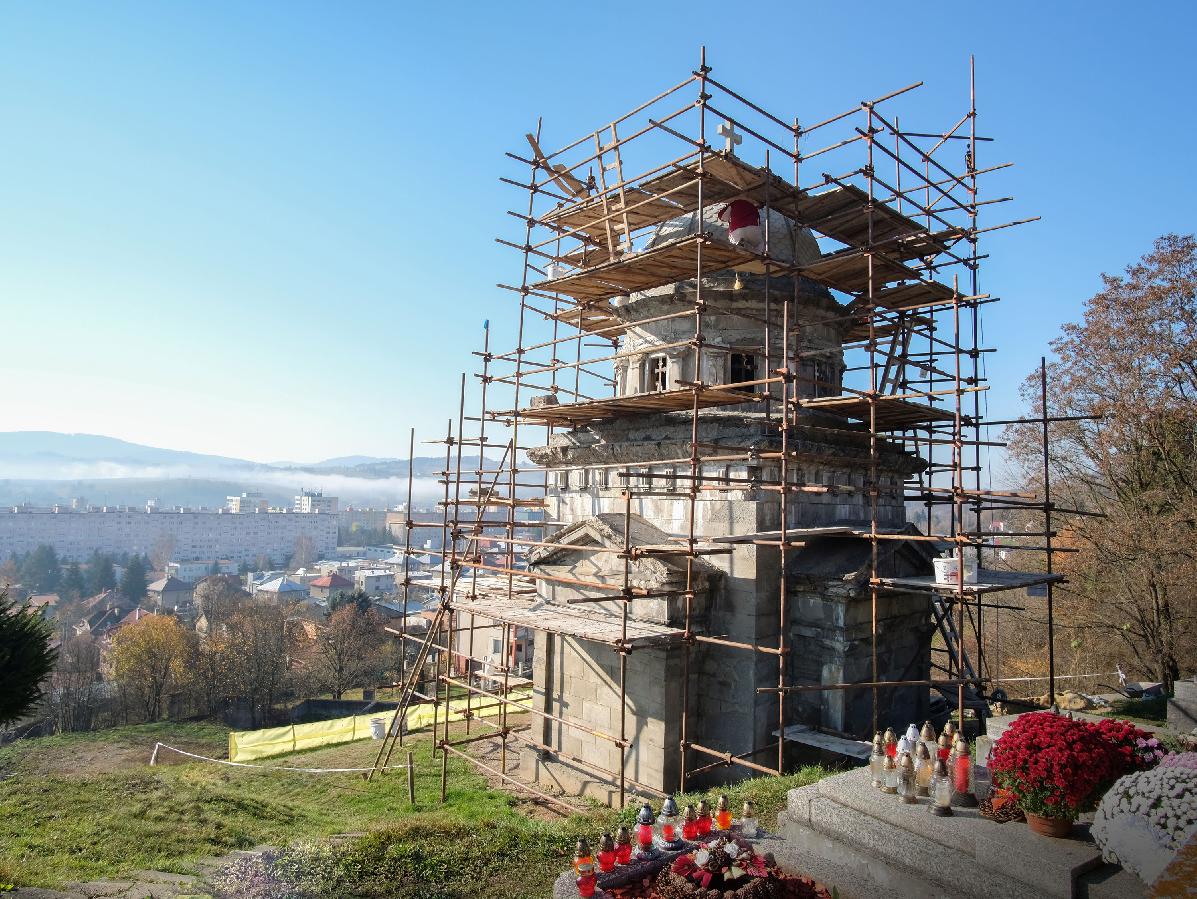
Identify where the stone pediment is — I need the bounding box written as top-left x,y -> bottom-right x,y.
529,513 -> 717,626
530,513 -> 718,592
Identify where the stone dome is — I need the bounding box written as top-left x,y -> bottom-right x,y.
644,204 -> 822,266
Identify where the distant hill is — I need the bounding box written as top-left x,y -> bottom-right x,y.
0,432 -> 502,508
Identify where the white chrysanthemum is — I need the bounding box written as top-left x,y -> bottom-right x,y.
1092,767 -> 1197,885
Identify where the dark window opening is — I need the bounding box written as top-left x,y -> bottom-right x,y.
730,353 -> 756,386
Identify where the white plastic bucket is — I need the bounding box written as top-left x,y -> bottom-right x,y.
369,717 -> 386,740
933,553 -> 978,585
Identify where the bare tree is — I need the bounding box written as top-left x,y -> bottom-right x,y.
193,576 -> 246,635
50,634 -> 102,732
224,605 -> 292,726
310,605 -> 387,700
149,534 -> 177,573
1007,234 -> 1197,690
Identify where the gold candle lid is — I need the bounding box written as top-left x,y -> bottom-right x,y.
697,799 -> 711,815
915,741 -> 931,760
615,825 -> 631,844
937,733 -> 951,749
717,794 -> 729,811
576,837 -> 591,857
943,720 -> 957,738
872,734 -> 884,751
920,721 -> 936,741
933,758 -> 949,777
955,736 -> 971,756
883,727 -> 897,744
683,804 -> 697,822
600,832 -> 615,852
899,752 -> 915,772
883,753 -> 897,771
742,800 -> 756,817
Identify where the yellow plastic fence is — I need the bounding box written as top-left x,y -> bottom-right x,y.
228,688 -> 533,762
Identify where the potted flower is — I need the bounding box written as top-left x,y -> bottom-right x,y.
990,712 -> 1119,837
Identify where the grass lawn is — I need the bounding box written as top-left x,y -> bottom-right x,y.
0,721 -> 832,897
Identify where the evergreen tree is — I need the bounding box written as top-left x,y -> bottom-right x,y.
0,591 -> 57,724
20,545 -> 61,593
61,562 -> 86,600
120,556 -> 148,603
88,553 -> 117,594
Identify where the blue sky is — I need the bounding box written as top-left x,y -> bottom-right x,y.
1,1 -> 1193,466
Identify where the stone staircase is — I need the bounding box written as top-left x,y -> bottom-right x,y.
774,768 -> 1146,899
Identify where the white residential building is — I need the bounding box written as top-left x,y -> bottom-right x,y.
294,491 -> 338,514
226,492 -> 270,514
166,559 -> 237,583
355,568 -> 397,596
0,508 -> 337,565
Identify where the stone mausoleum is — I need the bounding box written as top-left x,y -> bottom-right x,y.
519,207 -> 936,799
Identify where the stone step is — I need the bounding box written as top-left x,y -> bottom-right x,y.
781,768 -> 1111,899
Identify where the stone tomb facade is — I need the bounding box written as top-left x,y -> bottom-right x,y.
520,210 -> 935,799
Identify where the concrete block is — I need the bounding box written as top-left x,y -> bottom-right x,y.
1167,679 -> 1197,732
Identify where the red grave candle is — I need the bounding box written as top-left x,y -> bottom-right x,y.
661,821 -> 676,842
598,851 -> 615,873
682,818 -> 699,840
637,822 -> 653,847
697,813 -> 712,835
577,872 -> 596,898
715,809 -> 732,830
953,752 -> 972,793
615,841 -> 632,865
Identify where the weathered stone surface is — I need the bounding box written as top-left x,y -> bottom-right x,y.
1167,678 -> 1197,733
783,767 -> 1113,899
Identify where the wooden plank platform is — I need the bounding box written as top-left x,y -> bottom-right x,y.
534,235 -> 755,303
798,248 -> 920,294
549,301 -> 627,337
874,569 -> 1066,595
796,394 -> 957,429
792,183 -> 949,257
515,386 -> 758,426
709,526 -> 910,545
449,593 -> 684,648
540,153 -> 949,261
541,186 -> 686,246
775,724 -> 871,760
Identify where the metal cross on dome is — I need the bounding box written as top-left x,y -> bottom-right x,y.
717,120 -> 742,154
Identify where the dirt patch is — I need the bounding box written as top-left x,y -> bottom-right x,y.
1,727 -> 227,779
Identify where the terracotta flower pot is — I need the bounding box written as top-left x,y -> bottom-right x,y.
1025,812 -> 1073,838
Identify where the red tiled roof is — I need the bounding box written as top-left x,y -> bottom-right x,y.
309,573 -> 353,588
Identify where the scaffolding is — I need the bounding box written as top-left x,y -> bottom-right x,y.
368,50 -> 1070,811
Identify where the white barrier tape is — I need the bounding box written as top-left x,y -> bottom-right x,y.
151,742 -> 409,774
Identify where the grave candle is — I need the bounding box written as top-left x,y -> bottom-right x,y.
914,741 -> 934,796
937,732 -> 952,761
880,753 -> 898,794
741,801 -> 759,838
574,838 -> 593,876
883,727 -> 898,758
897,752 -> 918,804
682,805 -> 699,841
715,794 -> 733,830
929,758 -> 954,816
952,740 -> 976,807
598,833 -> 616,873
904,723 -> 921,746
870,734 -> 886,788
657,796 -> 679,844
696,799 -> 713,835
635,803 -> 655,849
614,826 -> 632,865
920,721 -> 938,759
